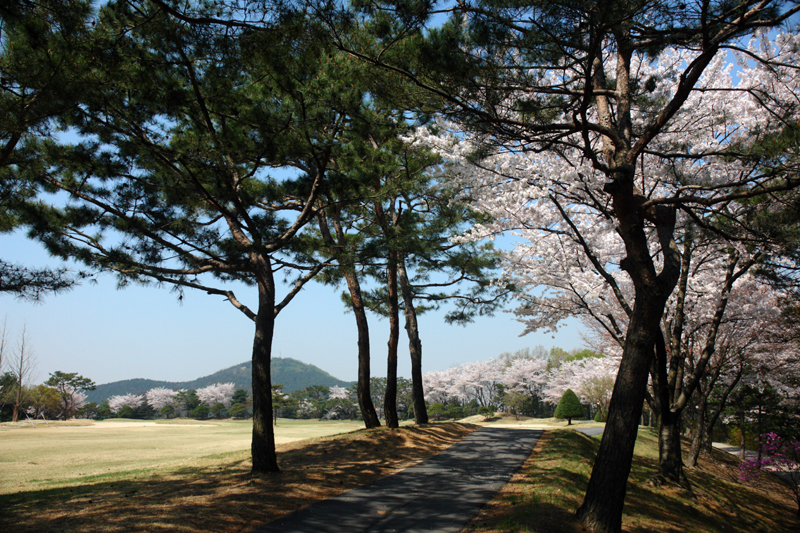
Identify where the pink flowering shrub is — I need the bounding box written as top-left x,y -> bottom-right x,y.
739,433 -> 800,517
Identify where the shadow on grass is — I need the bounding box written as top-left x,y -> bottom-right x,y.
1,423 -> 477,533
464,429 -> 798,533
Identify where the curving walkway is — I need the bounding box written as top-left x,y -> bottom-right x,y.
253,427 -> 543,533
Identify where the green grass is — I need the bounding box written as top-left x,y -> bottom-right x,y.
0,418 -> 363,495
464,428 -> 798,533
1,422 -> 477,533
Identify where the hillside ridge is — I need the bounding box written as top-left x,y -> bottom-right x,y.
84,358 -> 354,404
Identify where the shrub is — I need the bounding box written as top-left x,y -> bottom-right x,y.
739,433 -> 800,517
191,404 -> 210,420
228,403 -> 247,419
478,406 -> 494,420
117,406 -> 136,419
428,403 -> 446,421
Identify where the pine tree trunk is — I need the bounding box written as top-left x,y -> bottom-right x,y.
384,254 -> 400,429
320,207 -> 381,429
398,256 -> 427,424
251,258 -> 279,474
343,269 -> 381,429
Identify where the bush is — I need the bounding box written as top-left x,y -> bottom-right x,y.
428,403 -> 446,421
446,405 -> 464,420
117,406 -> 136,419
554,389 -> 583,425
210,403 -> 227,419
228,403 -> 248,419
160,404 -> 176,419
191,404 -> 210,420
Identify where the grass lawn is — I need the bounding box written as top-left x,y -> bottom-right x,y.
0,419 -> 477,532
2,416 -> 795,532
462,427 -> 798,533
0,418 -> 364,495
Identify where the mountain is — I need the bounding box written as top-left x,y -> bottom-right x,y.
84,358 -> 354,404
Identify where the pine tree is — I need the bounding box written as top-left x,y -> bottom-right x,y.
554,389 -> 583,426
14,1 -> 379,474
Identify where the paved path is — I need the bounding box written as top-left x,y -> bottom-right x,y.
711,442 -> 757,460
253,427 -> 543,533
574,427 -> 604,437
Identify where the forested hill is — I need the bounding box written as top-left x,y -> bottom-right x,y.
84,358 -> 354,404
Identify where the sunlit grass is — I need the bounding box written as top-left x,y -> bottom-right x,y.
0,421 -> 476,533
463,428 -> 798,533
0,418 -> 363,495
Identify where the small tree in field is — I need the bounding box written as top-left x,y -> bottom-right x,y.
555,389 -> 584,426
44,371 -> 95,420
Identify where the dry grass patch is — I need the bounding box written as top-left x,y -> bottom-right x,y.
462,429 -> 797,533
1,422 -> 476,533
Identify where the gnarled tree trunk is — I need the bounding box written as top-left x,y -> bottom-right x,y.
577,296 -> 671,532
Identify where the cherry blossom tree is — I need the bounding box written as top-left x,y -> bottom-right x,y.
451,359 -> 504,407
196,383 -> 236,409
145,387 -> 179,412
406,19 -> 800,529
108,393 -> 144,414
328,386 -> 350,400
544,356 -> 621,418
502,356 -> 548,400
323,385 -> 359,420
422,368 -> 456,405
423,352 -> 553,410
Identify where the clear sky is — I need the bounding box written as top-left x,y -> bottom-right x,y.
1,229 -> 586,386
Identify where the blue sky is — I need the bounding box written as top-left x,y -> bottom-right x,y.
0,229 -> 586,386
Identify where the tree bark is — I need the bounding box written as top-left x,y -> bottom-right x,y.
577,298 -> 666,532
687,393 -> 707,468
251,255 -> 279,474
578,162 -> 681,532
651,331 -> 688,485
398,255 -> 428,424
318,207 -> 381,429
344,268 -> 382,429
657,412 -> 686,483
384,253 -> 400,429
375,199 -> 399,429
